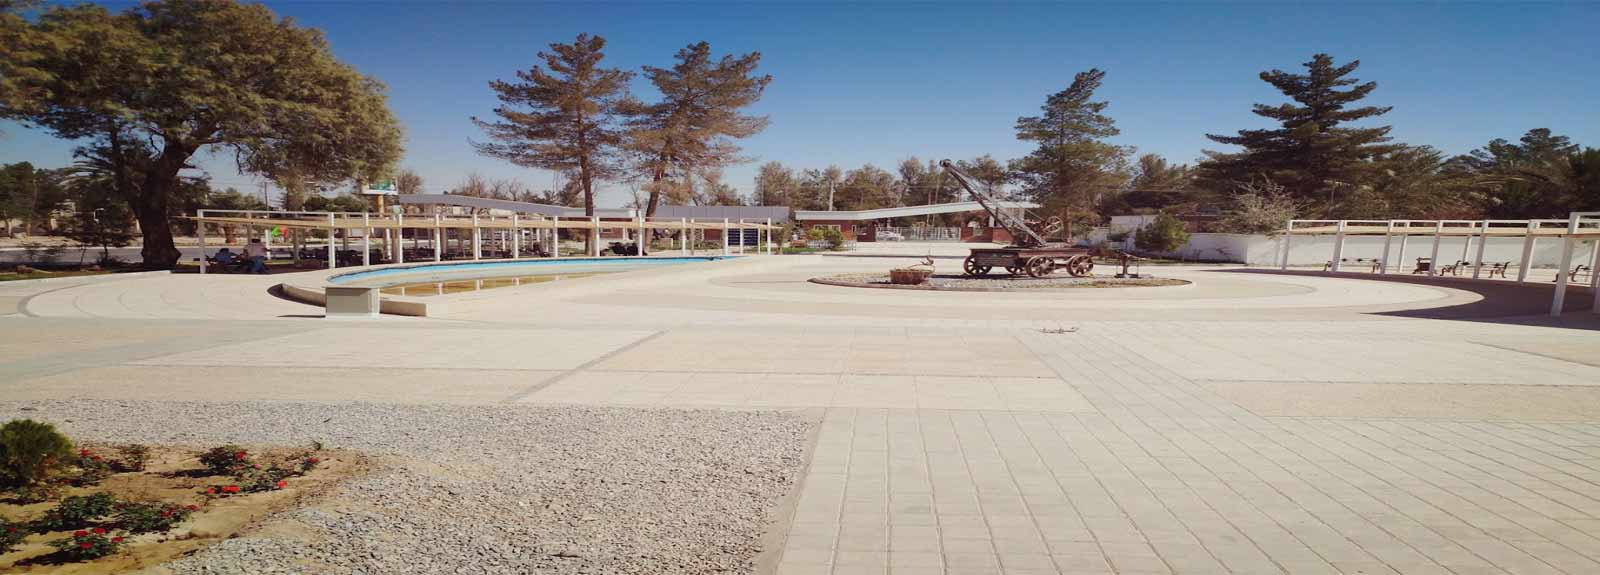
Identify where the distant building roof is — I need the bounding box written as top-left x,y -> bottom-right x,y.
397,194 -> 634,218
653,205 -> 790,222
795,200 -> 1039,222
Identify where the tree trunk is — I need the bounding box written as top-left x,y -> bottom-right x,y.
129,143 -> 194,270
645,161 -> 666,219
131,191 -> 181,269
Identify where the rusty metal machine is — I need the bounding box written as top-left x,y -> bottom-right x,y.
940,159 -> 1094,278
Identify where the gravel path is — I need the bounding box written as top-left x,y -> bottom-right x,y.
0,400 -> 815,575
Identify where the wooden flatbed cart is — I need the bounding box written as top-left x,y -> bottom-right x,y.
964,247 -> 1095,278
940,160 -> 1095,279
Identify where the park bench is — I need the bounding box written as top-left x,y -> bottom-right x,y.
1438,260 -> 1473,276
1410,258 -> 1432,274
1324,258 -> 1381,272
1555,264 -> 1593,284
1485,261 -> 1512,278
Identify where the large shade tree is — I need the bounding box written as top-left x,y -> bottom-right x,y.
0,0 -> 404,268
1197,54 -> 1398,214
474,33 -> 631,252
624,41 -> 771,218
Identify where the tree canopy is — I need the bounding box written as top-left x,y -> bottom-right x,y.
1197,54 -> 1397,214
0,0 -> 403,268
474,33 -> 631,250
623,42 -> 771,218
1008,69 -> 1132,220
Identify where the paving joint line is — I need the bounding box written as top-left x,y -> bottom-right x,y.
500,329 -> 668,403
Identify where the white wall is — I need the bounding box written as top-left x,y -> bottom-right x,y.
1083,227 -> 1598,268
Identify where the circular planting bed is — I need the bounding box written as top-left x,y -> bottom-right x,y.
811,272 -> 1190,292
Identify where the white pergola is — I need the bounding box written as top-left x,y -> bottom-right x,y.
190,209 -> 781,274
1280,212 -> 1600,316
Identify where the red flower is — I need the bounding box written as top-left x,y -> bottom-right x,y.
275,480 -> 287,489
234,451 -> 248,460
111,536 -> 123,543
92,527 -> 107,534
306,457 -> 320,464
5,526 -> 17,533
205,487 -> 217,494
79,448 -> 91,457
186,504 -> 200,511
74,530 -> 88,537
79,542 -> 93,549
222,485 -> 240,493
160,510 -> 173,517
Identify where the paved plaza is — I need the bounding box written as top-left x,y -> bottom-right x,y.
3,255 -> 1600,574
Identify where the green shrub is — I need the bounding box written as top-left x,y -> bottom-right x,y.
34,492 -> 117,532
114,444 -> 150,472
805,227 -> 846,250
1134,213 -> 1190,254
113,501 -> 197,534
1,419 -> 74,487
69,452 -> 112,487
198,445 -> 251,476
47,528 -> 124,561
1,517 -> 27,554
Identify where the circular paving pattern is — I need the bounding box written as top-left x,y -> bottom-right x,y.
810,272 -> 1190,292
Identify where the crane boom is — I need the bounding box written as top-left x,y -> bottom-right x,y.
939,159 -> 1048,248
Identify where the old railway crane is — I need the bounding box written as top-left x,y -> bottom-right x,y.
940,159 -> 1094,278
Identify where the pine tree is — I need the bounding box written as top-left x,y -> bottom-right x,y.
1008,69 -> 1131,220
473,33 -> 632,251
625,42 -> 771,218
1198,54 -> 1398,213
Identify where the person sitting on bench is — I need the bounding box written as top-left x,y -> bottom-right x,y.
244,239 -> 269,274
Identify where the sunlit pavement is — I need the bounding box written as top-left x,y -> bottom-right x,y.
5,255 -> 1600,575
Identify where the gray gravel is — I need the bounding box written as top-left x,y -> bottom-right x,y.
0,400 -> 814,574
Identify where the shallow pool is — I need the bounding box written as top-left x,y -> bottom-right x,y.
329,256 -> 725,290
379,272 -> 609,297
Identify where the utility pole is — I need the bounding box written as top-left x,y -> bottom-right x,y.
260,181 -> 271,208
827,179 -> 835,212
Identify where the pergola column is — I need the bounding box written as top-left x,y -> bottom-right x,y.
434,214 -> 443,262
1551,214 -> 1579,315
395,213 -> 405,264
1517,221 -> 1539,282
1378,221 -> 1395,274
1471,220 -> 1489,279
681,218 -> 688,254
1427,221 -> 1444,277
362,213 -> 371,267
766,217 -> 774,255
1330,220 -> 1348,272
637,215 -> 645,256
1396,228 -> 1409,274
326,213 -> 336,269
197,210 -> 207,275
512,214 -> 521,258
1278,220 -> 1293,270
591,215 -> 601,256
472,213 -> 482,260
722,218 -> 730,256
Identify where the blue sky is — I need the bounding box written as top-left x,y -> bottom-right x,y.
2,1 -> 1597,208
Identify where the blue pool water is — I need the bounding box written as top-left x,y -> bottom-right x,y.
329,256 -> 727,287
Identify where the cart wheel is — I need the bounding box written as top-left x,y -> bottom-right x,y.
1066,255 -> 1095,277
1025,256 -> 1054,278
963,256 -> 991,277
1005,266 -> 1024,276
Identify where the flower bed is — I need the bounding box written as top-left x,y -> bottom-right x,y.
1,422 -> 362,573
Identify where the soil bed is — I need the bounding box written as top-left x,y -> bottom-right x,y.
1,444 -> 364,574
811,272 -> 1190,291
